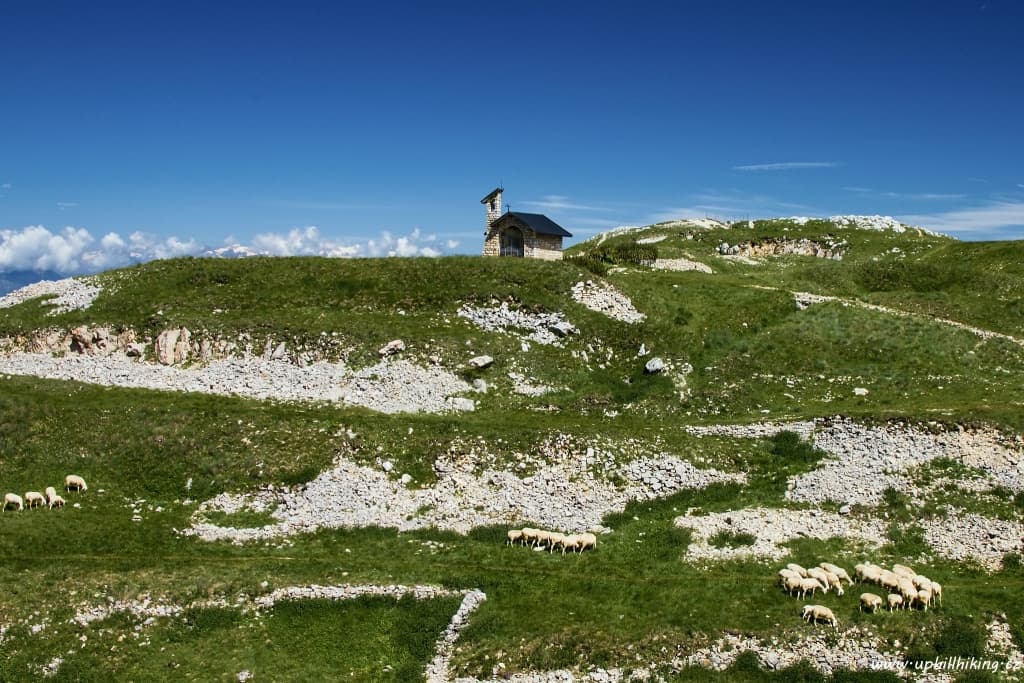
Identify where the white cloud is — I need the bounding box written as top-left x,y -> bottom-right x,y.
1018,184 -> 1024,189
901,200 -> 1024,237
0,224 -> 455,276
1,183 -> 11,191
882,192 -> 966,200
521,195 -> 612,211
733,161 -> 842,172
56,201 -> 79,209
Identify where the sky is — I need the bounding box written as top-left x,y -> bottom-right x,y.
2,0 -> 1023,275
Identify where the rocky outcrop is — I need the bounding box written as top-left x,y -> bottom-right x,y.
155,327 -> 191,365
570,281 -> 646,323
717,238 -> 845,260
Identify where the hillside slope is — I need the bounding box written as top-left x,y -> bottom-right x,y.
2,217 -> 1024,681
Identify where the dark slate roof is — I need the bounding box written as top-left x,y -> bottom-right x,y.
480,187 -> 504,203
501,211 -> 572,237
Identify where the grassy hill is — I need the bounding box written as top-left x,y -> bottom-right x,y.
1,217 -> 1024,681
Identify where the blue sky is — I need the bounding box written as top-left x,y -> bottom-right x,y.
2,0 -> 1023,274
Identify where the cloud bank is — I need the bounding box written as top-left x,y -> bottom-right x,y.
0,224 -> 452,275
901,200 -> 1024,238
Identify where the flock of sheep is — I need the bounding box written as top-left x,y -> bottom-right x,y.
506,527 -> 598,555
855,561 -> 943,613
2,474 -> 87,512
778,559 -> 944,629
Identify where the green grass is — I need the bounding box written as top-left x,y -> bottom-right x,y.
2,231 -> 1024,678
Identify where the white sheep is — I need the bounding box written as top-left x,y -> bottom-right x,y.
913,575 -> 932,592
520,527 -> 540,547
897,577 -> 918,603
65,474 -> 88,492
822,571 -> 845,596
931,581 -> 943,605
797,577 -> 825,598
879,571 -> 901,592
548,532 -> 567,553
892,563 -> 916,578
45,486 -> 65,509
888,593 -> 904,611
856,562 -> 882,584
779,568 -> 801,585
802,604 -> 837,628
806,568 -> 832,594
507,529 -> 524,546
786,563 -> 809,578
578,532 -> 598,552
533,530 -> 553,549
3,493 -> 23,512
915,588 -> 933,611
860,592 -> 883,613
560,534 -> 582,555
820,562 -> 854,586
24,491 -> 46,509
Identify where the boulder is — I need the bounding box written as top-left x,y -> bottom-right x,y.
468,355 -> 493,369
155,328 -> 191,365
547,321 -> 577,337
644,357 -> 665,374
378,339 -> 405,357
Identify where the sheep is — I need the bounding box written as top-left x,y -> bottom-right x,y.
48,494 -> 66,509
888,594 -> 904,612
913,575 -> 932,592
820,562 -> 854,586
578,532 -> 598,552
3,493 -> 23,512
860,592 -> 884,613
806,567 -> 832,594
822,571 -> 845,596
892,563 -> 916,579
24,491 -> 46,509
520,528 -> 540,547
797,577 -> 825,598
533,530 -> 553,549
897,577 -> 918,603
786,563 -> 809,578
931,581 -> 943,605
802,604 -> 837,628
779,568 -> 801,585
914,588 -> 933,611
65,475 -> 88,492
879,571 -> 901,592
507,529 -> 524,546
560,534 -> 582,555
548,532 -> 566,553
856,562 -> 883,584
783,575 -> 804,596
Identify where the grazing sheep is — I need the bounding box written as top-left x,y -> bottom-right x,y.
797,577 -> 825,598
888,594 -> 904,611
931,581 -> 943,605
3,493 -> 23,512
822,571 -> 845,596
64,475 -> 87,492
860,592 -> 884,613
897,577 -> 918,603
820,562 -> 854,586
802,604 -> 838,628
548,532 -> 566,553
578,532 -> 598,552
560,534 -> 582,555
856,562 -> 883,584
507,529 -> 524,546
48,494 -> 66,509
24,491 -> 46,509
533,530 -> 553,549
893,563 -> 916,578
783,575 -> 804,596
520,528 -> 540,547
806,568 -> 832,594
879,571 -> 902,592
915,588 -> 933,611
779,568 -> 801,585
913,575 -> 932,592
786,563 -> 809,578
